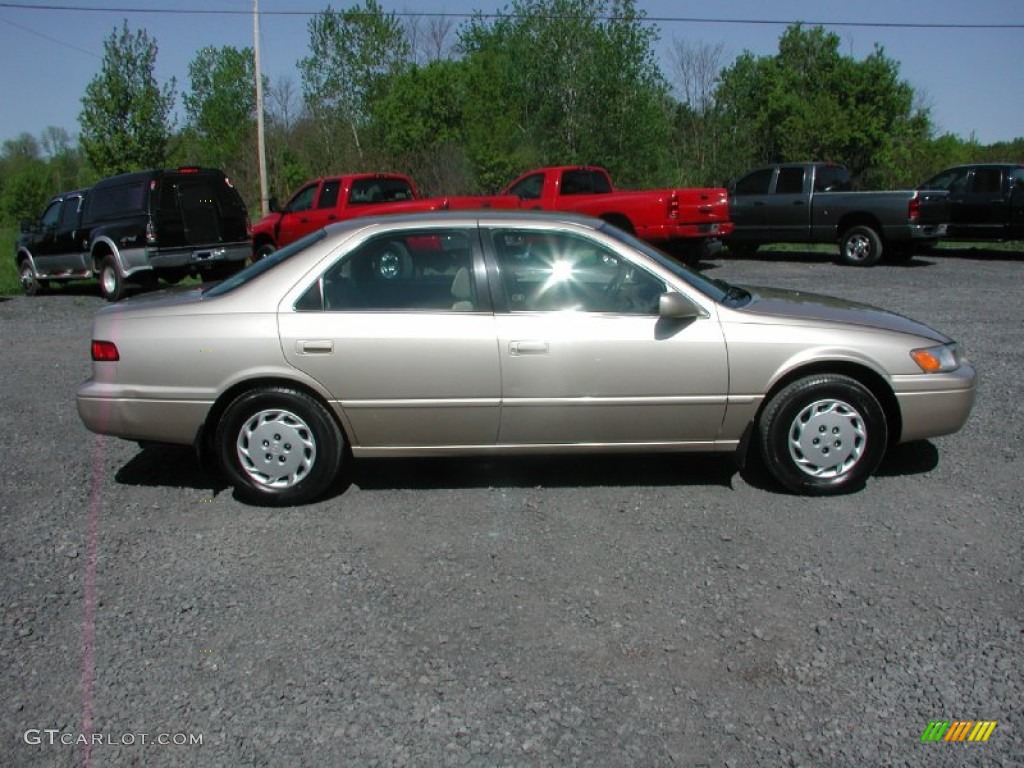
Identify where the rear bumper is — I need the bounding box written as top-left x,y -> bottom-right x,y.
906,223 -> 948,242
637,220 -> 735,242
77,381 -> 210,446
147,242 -> 252,270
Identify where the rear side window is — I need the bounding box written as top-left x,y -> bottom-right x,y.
971,168 -> 1003,195
88,181 -> 147,220
349,177 -> 415,204
814,166 -> 851,192
775,168 -> 805,194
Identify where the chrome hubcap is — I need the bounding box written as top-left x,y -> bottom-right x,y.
788,399 -> 866,478
845,235 -> 870,262
236,409 -> 316,489
102,266 -> 117,294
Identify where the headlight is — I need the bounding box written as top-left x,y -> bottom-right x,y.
910,342 -> 960,373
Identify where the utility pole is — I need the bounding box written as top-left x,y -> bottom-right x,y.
254,0 -> 269,216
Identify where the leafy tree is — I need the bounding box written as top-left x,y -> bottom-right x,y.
183,45 -> 256,173
714,25 -> 931,181
79,21 -> 176,175
298,0 -> 410,168
459,0 -> 672,187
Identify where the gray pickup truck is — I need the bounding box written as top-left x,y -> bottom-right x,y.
725,162 -> 949,266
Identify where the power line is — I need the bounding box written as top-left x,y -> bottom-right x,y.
0,14 -> 100,57
0,2 -> 1021,30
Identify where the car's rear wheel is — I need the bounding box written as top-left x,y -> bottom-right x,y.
839,225 -> 883,267
253,242 -> 276,261
216,387 -> 344,506
99,255 -> 127,301
758,374 -> 887,495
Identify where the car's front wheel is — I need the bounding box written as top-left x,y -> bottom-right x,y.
19,260 -> 47,296
757,374 -> 887,495
215,387 -> 344,506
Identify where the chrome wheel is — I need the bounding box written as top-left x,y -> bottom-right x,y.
843,235 -> 871,263
236,409 -> 317,489
19,261 -> 42,296
787,399 -> 866,478
101,264 -> 118,294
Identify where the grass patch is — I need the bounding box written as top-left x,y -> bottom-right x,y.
1,226 -> 20,295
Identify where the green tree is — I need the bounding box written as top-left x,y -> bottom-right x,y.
183,45 -> 256,173
459,0 -> 672,187
298,0 -> 410,168
78,21 -> 176,176
714,25 -> 931,181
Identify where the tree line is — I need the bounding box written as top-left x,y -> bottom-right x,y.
2,0 -> 1021,226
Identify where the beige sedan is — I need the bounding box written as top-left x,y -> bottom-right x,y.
77,211 -> 976,505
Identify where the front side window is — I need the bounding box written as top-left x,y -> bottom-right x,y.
40,201 -> 61,228
287,184 -> 318,213
508,174 -> 544,200
922,168 -> 969,194
490,229 -> 666,314
733,168 -> 772,196
299,229 -> 478,312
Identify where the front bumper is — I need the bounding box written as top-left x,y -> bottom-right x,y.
892,364 -> 976,443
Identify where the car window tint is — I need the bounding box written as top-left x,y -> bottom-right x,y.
491,229 -> 665,315
318,180 -> 340,208
348,177 -> 415,203
733,168 -> 772,196
775,168 -> 805,194
88,181 -> 146,220
508,174 -> 544,200
58,196 -> 82,230
40,200 -> 61,228
970,168 -> 1003,195
560,170 -> 611,195
288,184 -> 318,212
924,168 -> 969,193
313,229 -> 477,312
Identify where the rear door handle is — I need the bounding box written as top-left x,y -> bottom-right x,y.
297,339 -> 333,354
509,340 -> 549,355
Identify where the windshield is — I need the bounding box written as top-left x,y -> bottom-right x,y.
203,229 -> 327,298
599,223 -> 729,303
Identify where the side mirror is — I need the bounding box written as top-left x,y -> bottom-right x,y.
659,292 -> 702,320
268,196 -> 280,213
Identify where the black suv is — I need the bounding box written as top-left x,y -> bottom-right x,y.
16,167 -> 251,300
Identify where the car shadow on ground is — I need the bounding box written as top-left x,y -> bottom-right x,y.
873,440 -> 940,477
115,444 -> 229,494
348,453 -> 737,492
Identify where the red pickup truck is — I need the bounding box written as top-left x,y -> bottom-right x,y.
251,174 -> 444,259
253,167 -> 732,263
483,166 -> 733,261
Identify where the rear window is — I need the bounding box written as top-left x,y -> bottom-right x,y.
160,173 -> 247,216
349,177 -> 415,204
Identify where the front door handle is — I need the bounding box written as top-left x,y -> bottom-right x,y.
297,339 -> 333,354
509,340 -> 549,355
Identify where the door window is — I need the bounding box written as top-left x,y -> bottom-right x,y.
490,230 -> 665,314
970,168 -> 1003,195
39,201 -> 61,229
733,168 -> 773,196
318,180 -> 340,209
298,229 -> 478,312
287,183 -> 318,212
774,167 -> 805,194
507,174 -> 544,200
58,196 -> 82,230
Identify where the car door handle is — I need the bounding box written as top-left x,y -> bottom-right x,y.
297,339 -> 333,354
509,340 -> 549,355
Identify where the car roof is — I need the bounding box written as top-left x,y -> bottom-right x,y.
321,209 -> 605,236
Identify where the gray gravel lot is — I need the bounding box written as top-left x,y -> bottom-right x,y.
2,248 -> 1021,767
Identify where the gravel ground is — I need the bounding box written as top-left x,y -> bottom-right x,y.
2,247 -> 1021,767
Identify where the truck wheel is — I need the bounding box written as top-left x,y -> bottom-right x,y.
758,374 -> 887,495
19,260 -> 47,296
253,242 -> 276,261
99,255 -> 127,301
839,225 -> 883,267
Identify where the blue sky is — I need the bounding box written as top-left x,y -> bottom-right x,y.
0,0 -> 1021,150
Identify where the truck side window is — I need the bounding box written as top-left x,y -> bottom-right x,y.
775,168 -> 805,194
733,169 -> 772,196
970,168 -> 1002,195
40,201 -> 61,229
287,183 -> 318,212
58,195 -> 82,231
318,180 -> 340,209
508,174 -> 544,200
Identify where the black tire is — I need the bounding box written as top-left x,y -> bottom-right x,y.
99,255 -> 127,301
839,225 -> 883,267
253,241 -> 276,261
757,374 -> 887,495
215,387 -> 344,506
18,259 -> 46,296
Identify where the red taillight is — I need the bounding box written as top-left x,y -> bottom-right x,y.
91,340 -> 119,362
908,194 -> 921,223
667,192 -> 680,220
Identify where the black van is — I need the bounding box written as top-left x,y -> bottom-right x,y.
16,167 -> 251,300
